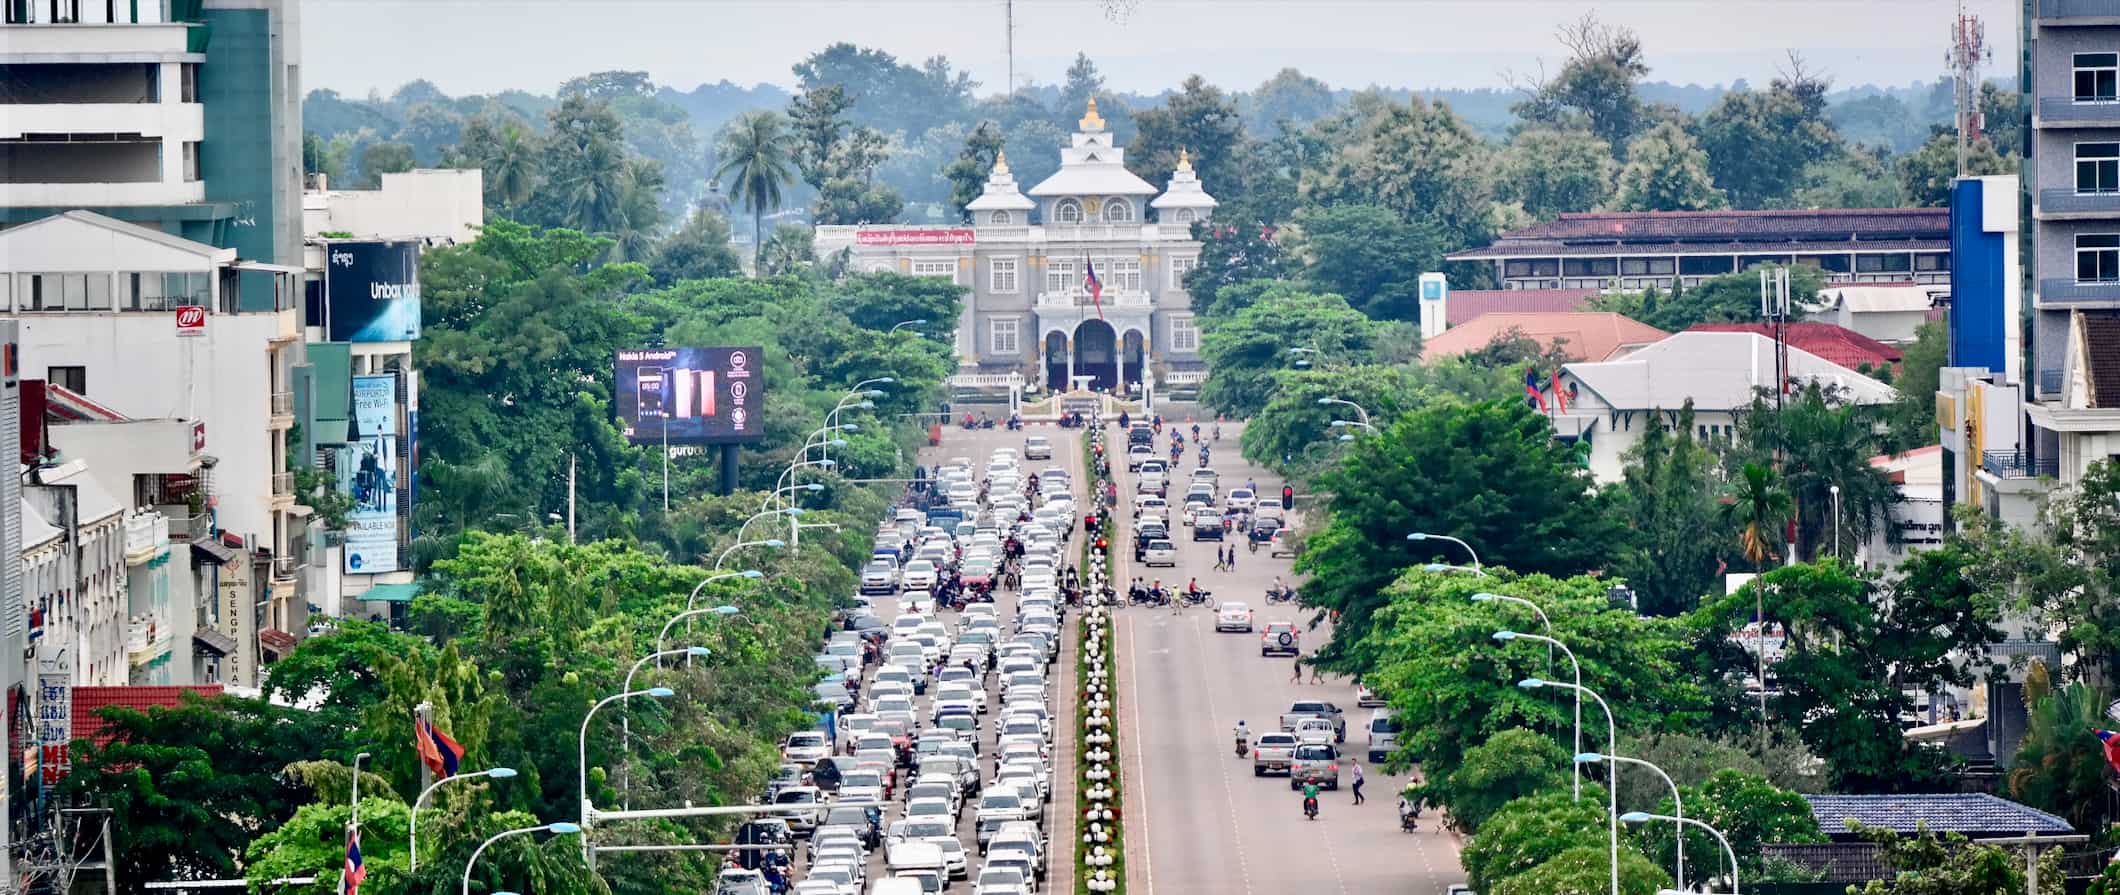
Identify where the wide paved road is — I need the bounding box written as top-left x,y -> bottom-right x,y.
1112,420 -> 1467,895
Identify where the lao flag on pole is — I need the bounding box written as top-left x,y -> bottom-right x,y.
1524,367 -> 1548,412
415,716 -> 465,778
2096,729 -> 2120,774
342,827 -> 367,895
1083,257 -> 1105,321
1552,369 -> 1569,413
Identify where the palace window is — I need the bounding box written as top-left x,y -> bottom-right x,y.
1100,257 -> 1142,291
1170,256 -> 1198,289
990,317 -> 1020,355
910,259 -> 957,282
989,210 -> 1012,225
2077,234 -> 2120,282
1047,258 -> 1077,293
2080,143 -> 2120,194
1055,199 -> 1084,224
1175,208 -> 1195,224
1169,316 -> 1199,353
2077,53 -> 2119,103
1103,197 -> 1134,223
991,257 -> 1019,294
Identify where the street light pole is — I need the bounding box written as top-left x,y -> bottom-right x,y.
1316,396 -> 1370,428
1829,483 -> 1841,561
1407,531 -> 1480,571
1492,626 -> 1578,800
1623,812 -> 1739,894
1524,678 -> 1619,895
1586,753 -> 1683,890
620,648 -> 713,810
715,537 -> 786,571
462,822 -> 582,895
1425,563 -> 1488,577
578,687 -> 676,863
410,767 -> 516,871
686,570 -> 762,611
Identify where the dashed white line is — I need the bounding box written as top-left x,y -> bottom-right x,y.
1187,614 -> 1256,895
1124,604 -> 1156,895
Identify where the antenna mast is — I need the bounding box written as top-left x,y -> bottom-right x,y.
1006,0 -> 1015,98
1948,1 -> 1990,176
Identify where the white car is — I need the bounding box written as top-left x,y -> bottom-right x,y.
1227,488 -> 1258,511
1023,436 -> 1052,460
783,731 -> 831,766
1215,601 -> 1255,632
1142,539 -> 1177,567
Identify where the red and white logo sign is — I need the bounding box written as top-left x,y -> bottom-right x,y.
853,228 -> 975,247
174,306 -> 206,337
191,421 -> 207,453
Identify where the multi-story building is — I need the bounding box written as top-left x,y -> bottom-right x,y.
21,462 -> 128,687
815,100 -> 1215,394
2022,2 -> 2120,496
3,210 -> 302,688
1448,208 -> 1952,292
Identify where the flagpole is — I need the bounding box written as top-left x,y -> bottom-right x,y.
345,751 -> 370,895
415,702 -> 435,795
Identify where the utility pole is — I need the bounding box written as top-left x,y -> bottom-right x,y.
567,453 -> 577,544
1948,3 -> 1989,176
1005,0 -> 1015,99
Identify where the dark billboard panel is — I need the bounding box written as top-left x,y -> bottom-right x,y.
323,240 -> 422,342
616,347 -> 766,444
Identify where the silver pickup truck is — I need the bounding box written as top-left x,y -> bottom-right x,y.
1289,743 -> 1341,790
1250,731 -> 1300,777
1278,700 -> 1346,743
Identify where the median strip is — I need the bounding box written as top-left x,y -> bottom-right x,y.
1077,425 -> 1124,894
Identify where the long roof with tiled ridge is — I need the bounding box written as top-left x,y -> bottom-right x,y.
1449,208 -> 1949,260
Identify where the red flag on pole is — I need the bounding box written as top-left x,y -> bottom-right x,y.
1552,369 -> 1569,413
1083,257 -> 1105,321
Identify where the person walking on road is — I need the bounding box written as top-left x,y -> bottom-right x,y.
1291,655 -> 1305,683
1309,659 -> 1324,685
1350,761 -> 1367,804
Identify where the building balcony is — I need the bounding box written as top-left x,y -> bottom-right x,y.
2035,97 -> 2120,127
0,103 -> 203,142
1041,223 -> 1144,243
124,509 -> 169,564
2037,278 -> 2120,306
0,22 -> 197,58
270,471 -> 294,496
0,179 -> 204,208
2037,0 -> 2120,21
1980,450 -> 2059,479
2036,188 -> 2120,219
126,613 -> 172,667
1035,289 -> 1152,310
270,552 -> 302,582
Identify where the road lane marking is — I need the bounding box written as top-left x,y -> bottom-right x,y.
1123,577 -> 1157,895
1188,613 -> 1256,895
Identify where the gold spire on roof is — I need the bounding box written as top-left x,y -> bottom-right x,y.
1175,148 -> 1193,173
1080,98 -> 1106,132
993,150 -> 1009,176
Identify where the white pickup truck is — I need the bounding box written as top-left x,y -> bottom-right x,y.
1250,731 -> 1301,777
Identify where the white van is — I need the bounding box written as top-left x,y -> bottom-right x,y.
1366,708 -> 1401,763
886,840 -> 945,877
868,878 -> 925,895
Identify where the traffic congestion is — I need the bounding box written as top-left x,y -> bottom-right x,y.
718,440 -> 1084,895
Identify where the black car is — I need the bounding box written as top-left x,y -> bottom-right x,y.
1192,518 -> 1225,541
1249,516 -> 1285,543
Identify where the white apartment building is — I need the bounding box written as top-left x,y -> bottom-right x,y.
4,210 -> 302,688
21,463 -> 128,686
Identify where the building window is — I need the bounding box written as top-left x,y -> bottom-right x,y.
18,273 -> 111,311
1562,258 -> 1618,277
2077,53 -> 2119,103
910,259 -> 957,282
1175,208 -> 1195,224
1099,257 -> 1141,291
1914,253 -> 1949,272
1855,253 -> 1913,274
1103,197 -> 1133,223
990,317 -> 1020,355
988,210 -> 1011,226
2079,143 -> 2120,194
1047,258 -> 1076,293
1679,256 -> 1736,276
47,366 -> 85,394
2078,234 -> 2120,282
1170,255 -> 1197,289
1503,260 -> 1534,278
183,141 -> 200,182
181,64 -> 197,102
1169,316 -> 1199,353
1055,199 -> 1083,224
991,257 -> 1019,294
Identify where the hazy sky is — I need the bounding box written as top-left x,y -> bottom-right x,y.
302,0 -> 2020,98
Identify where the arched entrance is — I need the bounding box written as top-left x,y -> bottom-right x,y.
1121,329 -> 1146,391
1044,331 -> 1069,390
1073,319 -> 1118,391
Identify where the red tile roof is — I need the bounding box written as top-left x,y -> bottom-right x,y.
73,685 -> 224,748
1448,207 -> 1950,260
1687,322 -> 1904,371
1444,289 -> 1601,326
1425,312 -> 1669,363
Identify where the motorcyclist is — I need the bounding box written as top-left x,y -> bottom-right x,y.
1302,781 -> 1322,819
1270,576 -> 1286,599
1199,444 -> 1210,465
1234,719 -> 1250,754
1212,422 -> 1222,442
1399,793 -> 1422,830
1192,423 -> 1201,441
963,411 -> 975,428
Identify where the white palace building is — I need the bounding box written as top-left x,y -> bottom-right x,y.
815,100 -> 1216,394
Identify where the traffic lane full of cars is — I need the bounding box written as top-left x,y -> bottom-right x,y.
734,443 -> 1074,895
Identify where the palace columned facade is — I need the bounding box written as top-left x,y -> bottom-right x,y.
815,101 -> 1216,393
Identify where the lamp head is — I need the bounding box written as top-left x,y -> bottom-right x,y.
816,459 -> 838,467
838,423 -> 859,432
1517,678 -> 1547,690
1329,420 -> 1348,428
1315,397 -> 1333,405
864,389 -> 886,398
877,377 -> 895,384
1426,564 -> 1449,573
857,400 -> 874,410
1573,752 -> 1604,764
685,646 -> 712,657
710,604 -> 742,614
803,483 -> 826,492
1294,359 -> 1312,368
1469,592 -> 1497,601
761,539 -> 786,549
548,821 -> 584,834
488,767 -> 519,779
645,687 -> 676,698
1618,812 -> 1652,826
1406,532 -> 1429,541
827,439 -> 848,447
1491,630 -> 1519,642
740,570 -> 763,579
783,508 -> 805,516
1338,434 -> 1354,442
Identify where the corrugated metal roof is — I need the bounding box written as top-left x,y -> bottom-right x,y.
1804,793 -> 2076,837
1688,322 -> 1904,370
1561,331 -> 1896,411
1448,208 -> 1950,260
2083,311 -> 2120,409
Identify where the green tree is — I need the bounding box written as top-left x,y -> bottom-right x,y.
758,223 -> 815,276
1462,789 -> 1611,892
649,206 -> 743,284
1498,128 -> 1617,219
1299,400 -> 1622,660
942,120 -> 1006,220
1490,844 -> 1668,895
788,83 -> 854,191
1128,75 -> 1247,198
1426,728 -> 1572,833
1611,403 -> 1733,614
2006,674 -> 2116,833
715,110 -> 799,271
2038,460 -> 2120,679
1634,770 -> 1824,886
1058,53 -> 1105,117
1793,148 -> 1904,209
1247,67 -> 1336,132
358,140 -> 416,188
832,270 -> 967,335
1695,58 -> 1841,208
1511,14 -> 1654,151
1294,204 -> 1446,320
1302,93 -> 1496,251
1610,121 -> 1726,212
1195,285 -> 1375,416
1185,204 -> 1293,318
1239,364 -> 1417,476
787,82 -> 902,225
1738,383 -> 1901,561
1847,823 -> 2064,895
1897,130 -> 2015,208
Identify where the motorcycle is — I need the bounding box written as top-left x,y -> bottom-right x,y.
1400,811 -> 1420,833
1180,588 -> 1214,607
1006,415 -> 1023,430
1265,585 -> 1296,604
1235,736 -> 1250,758
1303,796 -> 1320,821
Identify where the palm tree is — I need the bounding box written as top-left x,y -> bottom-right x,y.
714,110 -> 797,273
489,124 -> 539,209
2005,667 -> 2116,832
1721,462 -> 1791,570
560,138 -> 628,235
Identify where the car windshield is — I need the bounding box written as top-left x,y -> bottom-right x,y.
980,793 -> 1022,809
903,820 -> 951,839
1295,745 -> 1335,760
788,734 -> 825,747
1222,602 -> 1249,613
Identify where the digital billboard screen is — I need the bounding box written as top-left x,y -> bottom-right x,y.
615,347 -> 766,444
323,240 -> 422,342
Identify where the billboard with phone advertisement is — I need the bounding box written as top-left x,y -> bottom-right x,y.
614,347 -> 765,444
341,374 -> 401,574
